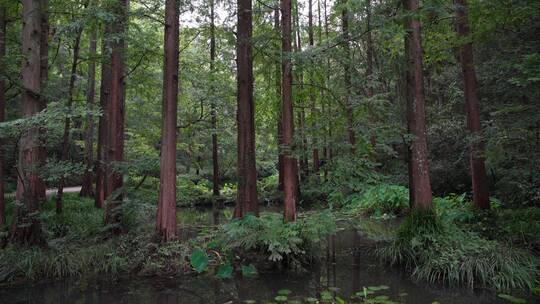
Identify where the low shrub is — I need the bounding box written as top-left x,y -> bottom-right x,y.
343,184 -> 409,218
377,210 -> 539,290
215,211 -> 337,262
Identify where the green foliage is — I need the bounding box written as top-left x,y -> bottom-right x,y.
493,208 -> 540,251
377,211 -> 539,290
190,248 -> 209,273
345,184 -> 409,218
216,211 -> 336,262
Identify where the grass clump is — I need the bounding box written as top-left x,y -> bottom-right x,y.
215,211 -> 336,263
377,210 -> 539,290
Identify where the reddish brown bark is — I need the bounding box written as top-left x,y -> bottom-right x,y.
281,0 -> 298,222
455,0 -> 490,210
0,6 -> 5,227
235,0 -> 259,218
80,25 -> 98,198
308,0 -> 320,174
404,0 -> 433,210
104,0 -> 128,232
57,19 -> 84,214
95,24 -> 111,209
341,0 -> 356,152
16,0 -> 47,203
156,0 -> 179,242
11,0 -> 45,245
210,0 -> 220,197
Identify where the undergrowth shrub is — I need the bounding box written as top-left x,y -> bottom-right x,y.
346,184 -> 409,217
216,211 -> 336,262
494,207 -> 540,252
377,210 -> 539,290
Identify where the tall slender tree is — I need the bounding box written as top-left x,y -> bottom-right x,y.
104,0 -> 128,231
235,0 -> 259,218
156,0 -> 179,242
11,0 -> 45,245
95,22 -> 111,209
308,0 -> 320,174
210,0 -> 220,197
0,5 -> 6,227
57,5 -> 86,213
80,21 -> 98,198
341,0 -> 356,153
404,0 -> 433,210
281,0 -> 298,222
454,0 -> 490,210
293,0 -> 308,179
275,2 -> 284,192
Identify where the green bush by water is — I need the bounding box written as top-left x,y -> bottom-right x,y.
216,211 -> 337,262
377,210 -> 539,290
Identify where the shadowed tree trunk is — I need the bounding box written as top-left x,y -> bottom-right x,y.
404,0 -> 433,210
0,6 -> 5,227
366,0 -> 377,149
95,23 -> 111,209
275,2 -> 284,192
308,0 -> 320,174
156,0 -> 179,242
57,11 -> 85,213
293,1 -> 308,179
11,0 -> 45,246
454,0 -> 490,210
80,23 -> 98,198
235,0 -> 259,218
16,0 -> 47,203
104,0 -> 128,233
210,0 -> 220,197
281,0 -> 298,222
341,0 -> 356,153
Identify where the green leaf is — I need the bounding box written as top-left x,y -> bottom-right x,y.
216,263 -> 233,279
497,294 -> 527,304
241,264 -> 257,277
190,248 -> 208,273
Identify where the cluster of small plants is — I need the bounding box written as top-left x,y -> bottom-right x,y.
376,210 -> 540,290
214,211 -> 337,263
248,286 -> 404,304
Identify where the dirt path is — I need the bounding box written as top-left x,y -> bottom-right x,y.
6,186 -> 83,199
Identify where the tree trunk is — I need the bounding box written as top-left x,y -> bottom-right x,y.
0,6 -> 5,227
275,3 -> 284,192
80,24 -> 98,198
95,23 -> 111,209
281,0 -> 298,222
341,0 -> 356,153
11,0 -> 45,246
366,0 -> 377,149
104,0 -> 128,233
454,0 -> 490,210
293,0 -> 308,180
156,0 -> 179,242
235,0 -> 259,218
308,0 -> 320,174
56,18 -> 84,214
404,0 -> 433,210
210,0 -> 220,197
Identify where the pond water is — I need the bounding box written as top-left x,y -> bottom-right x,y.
0,207 -> 528,304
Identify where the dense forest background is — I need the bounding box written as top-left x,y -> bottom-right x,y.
0,0 -> 539,300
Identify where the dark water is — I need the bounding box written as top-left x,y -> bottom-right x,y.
0,208 -> 531,304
